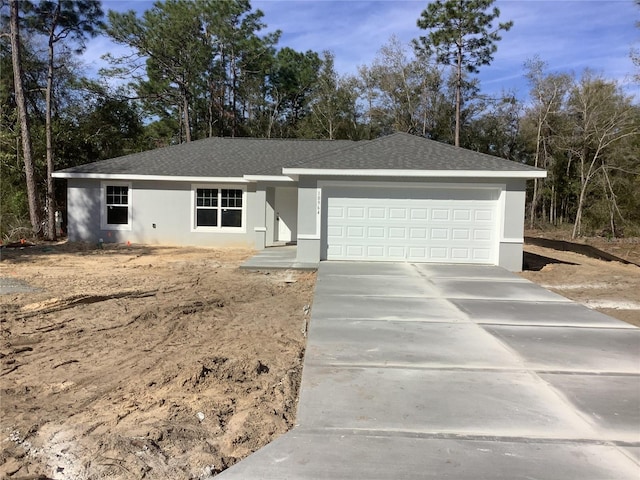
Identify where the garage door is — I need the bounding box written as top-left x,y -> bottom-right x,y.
325,187 -> 499,263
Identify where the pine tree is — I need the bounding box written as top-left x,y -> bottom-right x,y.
414,0 -> 512,147
8,0 -> 41,236
26,0 -> 104,240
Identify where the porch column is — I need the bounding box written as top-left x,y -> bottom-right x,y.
253,185 -> 267,250
296,176 -> 321,263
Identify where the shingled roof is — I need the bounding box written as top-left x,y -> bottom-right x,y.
54,136 -> 354,178
283,132 -> 542,173
54,132 -> 544,179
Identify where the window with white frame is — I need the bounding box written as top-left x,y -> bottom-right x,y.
101,182 -> 132,230
194,186 -> 244,230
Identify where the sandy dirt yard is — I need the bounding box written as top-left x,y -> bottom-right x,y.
521,236 -> 640,327
1,238 -> 638,479
1,244 -> 314,479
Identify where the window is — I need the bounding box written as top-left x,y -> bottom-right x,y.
221,189 -> 243,227
196,188 -> 218,226
193,186 -> 244,230
106,186 -> 129,224
101,182 -> 132,230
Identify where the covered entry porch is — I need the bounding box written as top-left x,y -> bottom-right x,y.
252,181 -> 299,249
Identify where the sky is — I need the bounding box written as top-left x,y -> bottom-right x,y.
85,0 -> 640,101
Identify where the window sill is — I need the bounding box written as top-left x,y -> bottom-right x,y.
102,224 -> 132,231
191,226 -> 246,234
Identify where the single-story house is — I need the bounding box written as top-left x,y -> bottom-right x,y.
52,132 -> 546,271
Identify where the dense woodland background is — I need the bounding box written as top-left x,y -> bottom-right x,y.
2,0 -> 639,242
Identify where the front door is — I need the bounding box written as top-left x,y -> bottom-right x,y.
275,187 -> 298,243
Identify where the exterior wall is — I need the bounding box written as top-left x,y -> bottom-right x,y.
294,175 -> 529,271
499,178 -> 527,271
66,178 -> 259,248
296,176 -> 322,264
67,179 -> 102,242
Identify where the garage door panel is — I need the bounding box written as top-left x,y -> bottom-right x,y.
474,229 -> 492,241
388,227 -> 407,239
367,245 -> 385,258
326,189 -> 498,264
475,209 -> 494,221
327,225 -> 343,237
328,206 -> 345,219
431,209 -> 450,221
389,208 -> 408,219
408,247 -> 427,259
368,226 -> 385,238
451,248 -> 471,260
410,228 -> 427,239
453,209 -> 471,221
411,208 -> 428,220
346,245 -> 365,257
429,247 -> 448,259
368,207 -> 386,219
473,248 -> 492,261
387,246 -> 406,258
327,244 -> 343,257
452,229 -> 470,240
431,228 -> 449,240
347,226 -> 365,238
347,207 -> 365,219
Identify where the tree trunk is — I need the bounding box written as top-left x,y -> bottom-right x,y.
45,8 -> 59,241
10,0 -> 42,236
454,42 -> 462,147
231,50 -> 238,138
183,92 -> 192,142
528,111 -> 544,229
572,186 -> 586,239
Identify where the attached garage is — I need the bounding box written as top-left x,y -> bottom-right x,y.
323,185 -> 500,264
284,133 -> 546,272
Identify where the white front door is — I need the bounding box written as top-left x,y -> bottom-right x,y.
275,187 -> 298,243
325,186 -> 499,263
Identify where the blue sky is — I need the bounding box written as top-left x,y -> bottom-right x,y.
86,0 -> 640,101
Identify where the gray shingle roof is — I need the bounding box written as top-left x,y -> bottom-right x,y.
56,136 -> 354,177
55,132 -> 543,178
285,132 -> 542,172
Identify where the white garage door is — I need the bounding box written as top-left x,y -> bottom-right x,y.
325,186 -> 499,263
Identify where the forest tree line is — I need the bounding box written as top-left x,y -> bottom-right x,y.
2,0 -> 639,242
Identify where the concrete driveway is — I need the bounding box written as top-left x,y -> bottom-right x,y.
216,262 -> 640,479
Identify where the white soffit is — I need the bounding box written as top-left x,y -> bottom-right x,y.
281,168 -> 547,179
242,175 -> 295,182
52,172 -> 249,183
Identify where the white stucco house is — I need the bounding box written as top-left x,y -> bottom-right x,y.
53,132 -> 546,271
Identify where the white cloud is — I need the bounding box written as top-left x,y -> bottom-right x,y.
82,0 -> 639,100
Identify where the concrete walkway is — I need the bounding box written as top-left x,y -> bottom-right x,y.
216,262 -> 640,479
240,245 -> 318,271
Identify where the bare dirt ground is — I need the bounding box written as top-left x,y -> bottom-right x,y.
521,232 -> 640,327
1,236 -> 638,480
0,244 -> 314,479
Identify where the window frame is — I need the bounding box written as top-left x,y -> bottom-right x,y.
101,181 -> 132,231
191,184 -> 247,233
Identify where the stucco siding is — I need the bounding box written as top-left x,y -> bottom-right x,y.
67,179 -> 102,242
296,177 -> 322,263
498,179 -> 527,271
66,179 -> 258,247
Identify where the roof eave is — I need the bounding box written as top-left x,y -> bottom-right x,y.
280,168 -> 547,179
52,172 -> 249,183
242,175 -> 296,182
